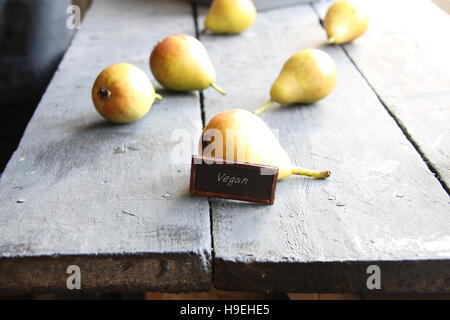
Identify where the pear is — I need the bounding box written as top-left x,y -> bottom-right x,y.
200,109 -> 330,180
150,34 -> 225,94
254,49 -> 337,115
92,63 -> 162,124
324,0 -> 368,44
204,0 -> 257,34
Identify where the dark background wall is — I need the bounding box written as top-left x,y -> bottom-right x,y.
0,0 -> 89,173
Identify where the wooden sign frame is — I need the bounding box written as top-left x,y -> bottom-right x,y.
189,155 -> 279,205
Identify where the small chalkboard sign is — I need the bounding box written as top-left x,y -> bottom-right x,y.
189,156 -> 279,205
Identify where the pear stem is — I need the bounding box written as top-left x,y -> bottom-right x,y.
253,100 -> 274,115
291,167 -> 331,179
210,83 -> 226,95
155,93 -> 163,101
200,28 -> 207,35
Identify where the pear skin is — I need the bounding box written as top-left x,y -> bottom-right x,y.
201,109 -> 330,180
92,63 -> 160,124
204,0 -> 257,34
324,0 -> 368,44
150,34 -> 225,94
254,49 -> 337,115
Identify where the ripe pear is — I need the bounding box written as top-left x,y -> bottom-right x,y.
150,34 -> 225,94
204,0 -> 257,34
92,63 -> 162,124
324,0 -> 368,44
254,49 -> 337,115
200,109 -> 330,180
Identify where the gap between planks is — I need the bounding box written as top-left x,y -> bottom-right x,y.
191,0 -> 216,284
190,0 -> 450,290
190,1 -> 450,293
310,3 -> 449,196
191,1 -> 450,197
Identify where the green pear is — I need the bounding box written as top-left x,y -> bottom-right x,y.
201,109 -> 330,180
150,33 -> 225,94
254,49 -> 337,115
204,0 -> 257,34
324,0 -> 369,44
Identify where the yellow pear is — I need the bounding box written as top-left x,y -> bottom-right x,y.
254,49 -> 337,115
150,34 -> 225,94
200,109 -> 330,180
92,63 -> 161,124
204,0 -> 257,34
324,0 -> 368,44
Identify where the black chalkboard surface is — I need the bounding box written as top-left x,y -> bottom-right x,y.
189,156 -> 279,205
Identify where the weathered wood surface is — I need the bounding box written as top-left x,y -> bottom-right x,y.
199,3 -> 450,293
1,0 -> 449,294
315,0 -> 450,191
0,0 -> 211,293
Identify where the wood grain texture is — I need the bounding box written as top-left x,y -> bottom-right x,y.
198,3 -> 450,293
0,0 -> 211,293
315,0 -> 450,191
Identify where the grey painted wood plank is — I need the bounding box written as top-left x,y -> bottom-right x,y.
315,0 -> 450,191
199,3 -> 450,292
0,0 -> 211,293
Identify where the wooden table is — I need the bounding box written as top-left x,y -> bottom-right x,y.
0,0 -> 449,294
